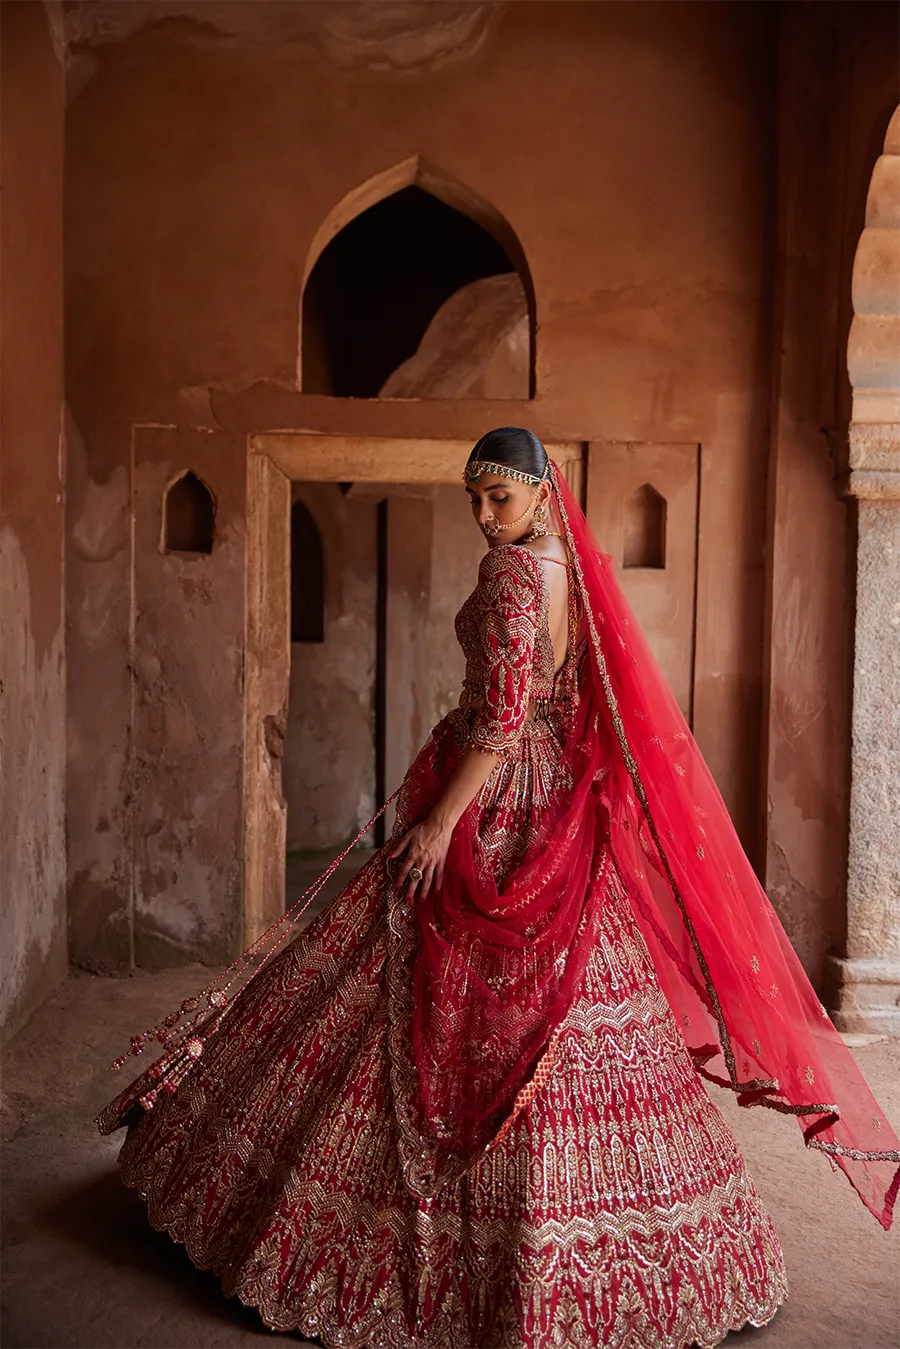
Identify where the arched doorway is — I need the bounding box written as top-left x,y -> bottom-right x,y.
282,484 -> 380,913
244,437 -> 585,943
832,105 -> 900,1034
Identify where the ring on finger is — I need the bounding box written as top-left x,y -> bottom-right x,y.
409,866 -> 424,883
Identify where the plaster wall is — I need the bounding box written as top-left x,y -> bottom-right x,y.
0,1 -> 68,1037
385,486 -> 485,816
761,13 -> 852,987
283,485 -> 378,851
132,430 -> 246,969
425,487 -> 486,735
66,1 -> 778,969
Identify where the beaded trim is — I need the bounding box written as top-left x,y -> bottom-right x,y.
463,459 -> 549,486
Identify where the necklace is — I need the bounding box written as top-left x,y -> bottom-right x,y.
520,530 -> 564,543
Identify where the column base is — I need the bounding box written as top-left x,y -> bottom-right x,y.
825,955 -> 900,1035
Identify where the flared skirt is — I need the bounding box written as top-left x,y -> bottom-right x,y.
99,836 -> 787,1348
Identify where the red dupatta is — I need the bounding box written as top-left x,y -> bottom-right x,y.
551,465 -> 899,1229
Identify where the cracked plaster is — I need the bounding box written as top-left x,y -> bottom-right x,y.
63,0 -> 501,69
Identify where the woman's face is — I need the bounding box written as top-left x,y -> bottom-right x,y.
464,472 -> 550,546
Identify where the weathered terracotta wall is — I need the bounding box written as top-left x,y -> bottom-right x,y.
384,485 -> 485,825
284,485 -> 377,850
761,13 -> 851,986
0,1 -> 68,1037
425,487 -> 486,734
134,429 -> 247,969
66,1 -> 779,969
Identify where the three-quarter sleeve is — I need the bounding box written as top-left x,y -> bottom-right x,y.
469,547 -> 540,756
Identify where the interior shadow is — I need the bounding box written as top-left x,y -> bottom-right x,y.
38,1167 -> 293,1339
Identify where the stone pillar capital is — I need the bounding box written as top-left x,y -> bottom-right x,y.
837,420 -> 900,500
826,956 -> 900,1037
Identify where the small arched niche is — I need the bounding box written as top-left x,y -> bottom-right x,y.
290,500 -> 325,643
623,484 -> 667,570
302,162 -> 534,399
163,470 -> 214,555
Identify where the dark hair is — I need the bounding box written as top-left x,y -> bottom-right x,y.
467,427 -> 548,480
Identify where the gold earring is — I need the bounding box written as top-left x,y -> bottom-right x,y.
529,501 -> 549,537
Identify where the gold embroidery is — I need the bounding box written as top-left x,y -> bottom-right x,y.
93,472 -> 797,1343
101,848 -> 788,1345
456,545 -> 581,758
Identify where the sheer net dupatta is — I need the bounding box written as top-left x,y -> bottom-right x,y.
385,615 -> 617,1197
550,465 -> 899,1231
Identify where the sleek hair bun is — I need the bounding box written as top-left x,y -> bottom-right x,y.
467,427 -> 548,481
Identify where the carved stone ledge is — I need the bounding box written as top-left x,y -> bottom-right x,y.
825,956 -> 900,1036
837,422 -> 900,498
849,417 -> 900,461
837,468 -> 900,501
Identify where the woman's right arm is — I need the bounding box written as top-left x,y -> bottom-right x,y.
390,548 -> 540,900
389,744 -> 499,898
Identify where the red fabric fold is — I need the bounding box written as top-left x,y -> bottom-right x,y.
555,464 -> 899,1229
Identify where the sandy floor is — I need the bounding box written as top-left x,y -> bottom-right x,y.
1,965 -> 898,1349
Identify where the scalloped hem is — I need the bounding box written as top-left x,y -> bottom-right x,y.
119,1163 -> 787,1349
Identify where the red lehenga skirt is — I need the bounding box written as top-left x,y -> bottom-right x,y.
98,710 -> 787,1349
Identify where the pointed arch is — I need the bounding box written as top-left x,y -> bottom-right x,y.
297,155 -> 535,396
623,483 -> 667,570
162,469 -> 215,555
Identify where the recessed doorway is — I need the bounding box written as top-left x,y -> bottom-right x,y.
243,435 -> 585,943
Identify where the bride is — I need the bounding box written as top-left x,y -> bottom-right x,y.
98,427 -> 898,1349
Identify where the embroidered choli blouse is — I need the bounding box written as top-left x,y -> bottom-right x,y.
454,543 -> 579,756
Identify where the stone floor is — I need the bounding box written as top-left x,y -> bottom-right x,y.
1,964 -> 898,1349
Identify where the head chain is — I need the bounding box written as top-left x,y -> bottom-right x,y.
463,459 -> 550,487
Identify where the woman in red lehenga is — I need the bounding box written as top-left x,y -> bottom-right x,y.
98,428 -> 899,1349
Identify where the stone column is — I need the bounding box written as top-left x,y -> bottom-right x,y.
831,453 -> 900,1033
828,108 -> 900,1034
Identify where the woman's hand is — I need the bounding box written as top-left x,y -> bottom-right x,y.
387,743 -> 499,902
388,814 -> 454,902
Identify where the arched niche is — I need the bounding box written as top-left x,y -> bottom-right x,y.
299,156 -> 535,398
162,470 -> 215,555
623,483 -> 667,570
290,500 -> 325,643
